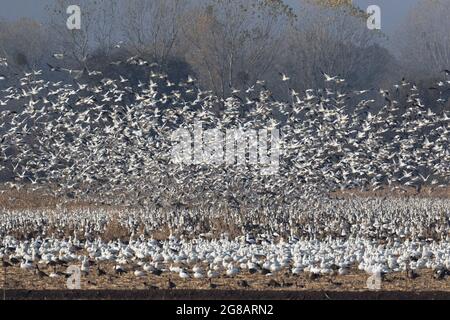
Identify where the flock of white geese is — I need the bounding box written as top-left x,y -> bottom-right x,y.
0,54 -> 450,286
1,196 -> 450,284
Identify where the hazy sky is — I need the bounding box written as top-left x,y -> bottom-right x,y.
352,0 -> 421,32
0,0 -> 421,35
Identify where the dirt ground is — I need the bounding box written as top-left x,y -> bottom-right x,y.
1,185 -> 449,211
2,266 -> 450,300
3,289 -> 450,300
1,264 -> 449,292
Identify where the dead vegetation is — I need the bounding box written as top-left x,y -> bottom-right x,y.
1,264 -> 449,292
2,185 -> 448,212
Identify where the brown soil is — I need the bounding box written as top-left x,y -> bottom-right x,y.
3,289 -> 450,300
1,264 -> 449,292
1,185 -> 449,211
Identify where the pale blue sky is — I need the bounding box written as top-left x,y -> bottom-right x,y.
352,0 -> 421,32
0,0 -> 422,35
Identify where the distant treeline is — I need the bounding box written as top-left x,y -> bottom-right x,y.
0,0 -> 449,101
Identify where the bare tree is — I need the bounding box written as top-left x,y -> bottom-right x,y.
95,0 -> 119,57
0,18 -> 54,73
396,0 -> 450,78
277,1 -> 389,92
181,0 -> 294,97
122,0 -> 186,65
47,0 -> 119,69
